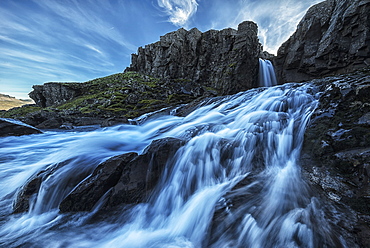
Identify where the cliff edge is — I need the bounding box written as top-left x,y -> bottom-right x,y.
274,0 -> 370,83
125,21 -> 262,95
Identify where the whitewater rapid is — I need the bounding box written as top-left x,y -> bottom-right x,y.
0,79 -> 347,247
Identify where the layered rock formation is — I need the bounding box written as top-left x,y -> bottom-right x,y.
274,0 -> 370,83
29,83 -> 81,108
125,21 -> 261,95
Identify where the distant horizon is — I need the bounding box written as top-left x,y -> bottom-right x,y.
1,0 -> 322,99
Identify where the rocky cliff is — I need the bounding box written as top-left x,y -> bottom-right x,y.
29,83 -> 81,108
125,21 -> 262,95
274,0 -> 370,83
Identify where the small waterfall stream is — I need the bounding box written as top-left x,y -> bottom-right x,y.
0,68 -> 348,247
259,59 -> 278,87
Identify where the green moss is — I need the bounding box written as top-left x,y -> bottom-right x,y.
79,107 -> 93,114
166,94 -> 195,104
138,99 -> 163,105
0,105 -> 42,118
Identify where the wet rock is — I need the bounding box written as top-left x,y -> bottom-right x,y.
301,68 -> 370,247
125,21 -> 261,95
275,0 -> 370,83
100,117 -> 129,127
59,137 -> 185,212
12,175 -> 42,213
59,153 -> 138,212
0,118 -> 42,137
13,158 -> 97,213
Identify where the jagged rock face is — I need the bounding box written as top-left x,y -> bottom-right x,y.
126,21 -> 261,95
301,68 -> 370,247
274,0 -> 370,83
29,83 -> 81,107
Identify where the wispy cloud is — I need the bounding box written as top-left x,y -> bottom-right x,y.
85,44 -> 104,55
0,0 -> 322,99
157,0 -> 199,26
34,0 -> 137,52
0,0 -> 139,98
197,0 -> 322,54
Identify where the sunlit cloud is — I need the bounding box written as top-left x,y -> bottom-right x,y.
157,0 -> 199,26
197,0 -> 321,54
0,0 -> 322,99
85,44 -> 104,55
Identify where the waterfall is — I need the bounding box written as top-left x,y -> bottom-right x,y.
0,83 -> 347,247
259,59 -> 278,87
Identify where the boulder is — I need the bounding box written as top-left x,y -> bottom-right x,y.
0,118 -> 42,137
13,158 -> 97,213
59,137 -> 185,212
274,0 -> 370,83
59,152 -> 138,212
125,21 -> 262,95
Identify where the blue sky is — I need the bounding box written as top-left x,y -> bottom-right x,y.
0,0 -> 321,99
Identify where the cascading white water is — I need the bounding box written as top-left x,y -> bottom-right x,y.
259,59 -> 278,87
0,83 -> 347,247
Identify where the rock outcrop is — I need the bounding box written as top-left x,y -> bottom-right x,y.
274,0 -> 370,83
59,137 -> 184,212
21,72 -> 217,129
301,68 -> 370,247
29,83 -> 81,108
0,118 -> 42,137
13,137 -> 185,213
125,21 -> 261,95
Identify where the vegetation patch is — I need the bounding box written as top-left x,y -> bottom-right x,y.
0,105 -> 42,118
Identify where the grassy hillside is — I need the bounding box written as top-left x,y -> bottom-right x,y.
0,94 -> 33,111
0,72 -> 205,126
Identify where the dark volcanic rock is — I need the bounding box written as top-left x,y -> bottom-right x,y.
59,153 -> 138,212
125,21 -> 261,95
0,118 -> 42,137
29,83 -> 81,107
13,158 -> 99,213
275,0 -> 370,83
301,68 -> 370,247
59,137 -> 185,212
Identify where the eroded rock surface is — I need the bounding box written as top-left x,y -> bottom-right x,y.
29,83 -> 81,108
126,21 -> 261,95
301,68 -> 370,247
275,0 -> 370,83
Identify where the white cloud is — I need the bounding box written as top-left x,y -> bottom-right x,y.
34,0 -> 137,52
198,0 -> 322,54
85,44 -> 104,55
157,0 -> 199,26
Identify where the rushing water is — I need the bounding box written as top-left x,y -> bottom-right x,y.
259,59 -> 278,87
0,82 -> 347,247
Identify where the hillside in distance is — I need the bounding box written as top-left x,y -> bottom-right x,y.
0,93 -> 33,111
